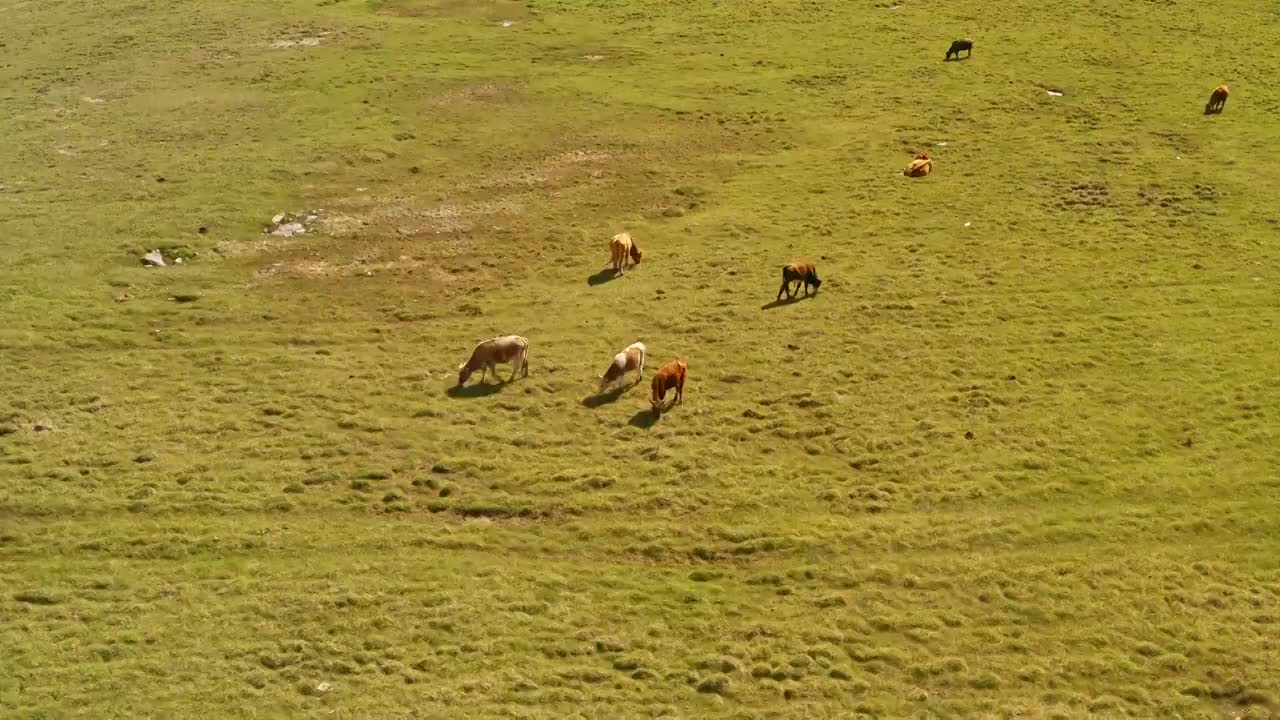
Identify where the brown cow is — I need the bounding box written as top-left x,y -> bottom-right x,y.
457,335 -> 529,386
598,342 -> 646,393
904,151 -> 933,178
945,39 -> 973,61
1205,84 -> 1229,114
650,359 -> 687,414
609,232 -> 643,275
777,263 -> 822,301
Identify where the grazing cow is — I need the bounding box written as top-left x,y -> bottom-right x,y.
777,263 -> 822,301
609,232 -> 643,275
650,359 -> 687,414
1205,84 -> 1229,114
457,335 -> 529,386
598,341 -> 646,393
945,39 -> 973,60
904,151 -> 933,178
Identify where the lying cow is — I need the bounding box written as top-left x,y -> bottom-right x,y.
457,335 -> 529,386
609,232 -> 643,275
598,341 -> 646,393
945,39 -> 973,61
650,359 -> 687,414
777,263 -> 822,301
904,151 -> 933,178
1205,84 -> 1229,114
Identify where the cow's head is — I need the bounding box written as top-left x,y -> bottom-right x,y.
629,245 -> 642,264
457,363 -> 473,387
808,272 -> 822,290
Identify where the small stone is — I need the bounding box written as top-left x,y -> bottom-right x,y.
315,682 -> 332,693
272,213 -> 286,224
964,431 -> 975,440
33,423 -> 52,432
174,257 -> 184,265
197,226 -> 208,234
141,250 -> 166,267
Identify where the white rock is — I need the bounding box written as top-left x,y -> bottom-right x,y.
271,213 -> 286,224
271,222 -> 306,237
141,250 -> 166,267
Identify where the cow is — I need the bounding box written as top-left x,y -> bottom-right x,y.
650,359 -> 687,414
945,39 -> 973,61
904,151 -> 933,178
609,232 -> 643,275
457,335 -> 529,386
777,263 -> 822,301
1205,84 -> 1229,114
598,342 -> 646,393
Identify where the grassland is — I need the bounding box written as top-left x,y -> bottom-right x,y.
3,0 -> 1280,717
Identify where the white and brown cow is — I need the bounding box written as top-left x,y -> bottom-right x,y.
598,342 -> 646,393
457,335 -> 529,386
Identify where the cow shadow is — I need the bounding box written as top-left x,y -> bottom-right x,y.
582,385 -> 630,408
628,409 -> 660,428
446,382 -> 505,399
587,268 -> 619,286
761,295 -> 815,310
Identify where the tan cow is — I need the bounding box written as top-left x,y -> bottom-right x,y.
598,342 -> 646,393
609,232 -> 643,275
904,152 -> 933,178
457,335 -> 529,386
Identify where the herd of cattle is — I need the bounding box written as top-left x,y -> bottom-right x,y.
454,230 -> 814,415
454,43 -> 1233,416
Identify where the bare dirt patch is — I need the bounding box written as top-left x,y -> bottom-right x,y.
425,82 -> 516,108
270,32 -> 332,49
370,0 -> 529,22
318,197 -> 523,238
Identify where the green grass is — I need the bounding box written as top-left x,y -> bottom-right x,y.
3,0 -> 1280,716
